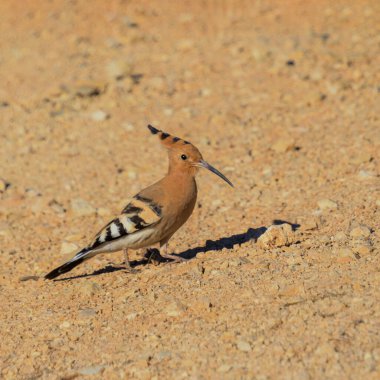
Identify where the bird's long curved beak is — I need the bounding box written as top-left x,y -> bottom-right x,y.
199,160 -> 234,187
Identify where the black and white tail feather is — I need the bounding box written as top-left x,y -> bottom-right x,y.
45,194 -> 162,280
44,248 -> 92,280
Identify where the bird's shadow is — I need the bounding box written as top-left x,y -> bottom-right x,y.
55,221 -> 299,281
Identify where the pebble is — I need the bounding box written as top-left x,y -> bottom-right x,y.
19,275 -> 40,282
90,110 -> 110,122
257,224 -> 295,249
97,207 -> 111,217
77,281 -> 102,296
78,365 -> 104,375
126,312 -> 138,321
351,152 -> 372,164
358,170 -> 376,180
237,340 -> 252,352
79,308 -> 97,317
48,199 -> 66,214
122,122 -> 135,132
353,245 -> 372,256
176,39 -> 194,51
272,138 -> 295,153
75,82 -> 105,97
106,60 -> 133,80
376,199 -> 380,207
71,198 -> 96,216
148,76 -> 165,91
61,241 -> 79,255
317,199 -> 338,210
0,222 -> 10,237
0,178 -> 10,192
350,225 -> 371,239
299,218 -> 318,231
25,188 -> 41,197
336,248 -> 355,258
334,232 -> 347,242
217,364 -> 232,373
128,170 -> 137,180
59,321 -> 71,329
165,299 -> 186,317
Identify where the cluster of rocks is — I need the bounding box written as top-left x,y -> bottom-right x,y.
257,223 -> 296,249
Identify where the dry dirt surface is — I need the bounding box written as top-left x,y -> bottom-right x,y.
0,1 -> 379,379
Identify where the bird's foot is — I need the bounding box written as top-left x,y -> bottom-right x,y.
144,249 -> 187,265
145,248 -> 163,266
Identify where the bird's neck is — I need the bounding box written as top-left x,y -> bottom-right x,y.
167,168 -> 196,185
168,162 -> 198,179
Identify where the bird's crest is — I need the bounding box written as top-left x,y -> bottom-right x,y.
147,124 -> 191,149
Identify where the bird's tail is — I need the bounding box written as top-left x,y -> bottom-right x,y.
45,248 -> 92,280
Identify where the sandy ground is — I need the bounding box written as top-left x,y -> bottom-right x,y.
0,0 -> 379,379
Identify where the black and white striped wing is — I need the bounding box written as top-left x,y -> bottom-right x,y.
88,195 -> 162,250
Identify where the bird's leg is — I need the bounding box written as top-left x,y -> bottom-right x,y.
160,244 -> 188,263
123,249 -> 138,273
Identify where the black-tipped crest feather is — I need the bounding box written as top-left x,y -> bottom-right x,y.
147,124 -> 159,134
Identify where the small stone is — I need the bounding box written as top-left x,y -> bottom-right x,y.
48,199 -> 66,214
78,365 -> 104,375
79,308 -> 97,317
0,178 -> 10,192
165,299 -> 186,317
97,207 -> 111,216
200,88 -> 211,97
353,245 -> 372,256
127,171 -> 137,179
272,138 -> 296,153
300,219 -> 318,231
122,122 -> 135,131
106,60 -> 133,80
334,232 -> 347,242
358,170 -> 377,180
257,224 -> 295,249
0,222 -> 10,237
61,241 -> 79,255
318,199 -> 338,210
351,152 -> 372,164
237,340 -> 251,352
163,108 -> 173,116
78,281 -> 102,296
71,198 -> 96,216
25,188 -> 41,197
126,312 -> 138,321
59,321 -> 71,329
148,76 -> 165,91
75,82 -> 105,97
90,110 -> 110,122
217,364 -> 231,373
336,248 -> 355,258
30,198 -> 46,214
376,199 -> 380,207
19,275 -> 40,282
177,39 -> 194,51
350,225 -> 371,239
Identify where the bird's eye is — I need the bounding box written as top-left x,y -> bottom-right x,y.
181,154 -> 187,160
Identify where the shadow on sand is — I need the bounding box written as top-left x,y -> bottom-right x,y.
54,221 -> 299,281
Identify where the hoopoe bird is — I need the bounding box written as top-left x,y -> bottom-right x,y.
45,125 -> 233,279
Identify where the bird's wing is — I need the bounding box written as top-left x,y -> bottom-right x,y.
88,194 -> 163,250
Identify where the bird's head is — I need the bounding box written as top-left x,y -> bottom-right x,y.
147,125 -> 233,187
